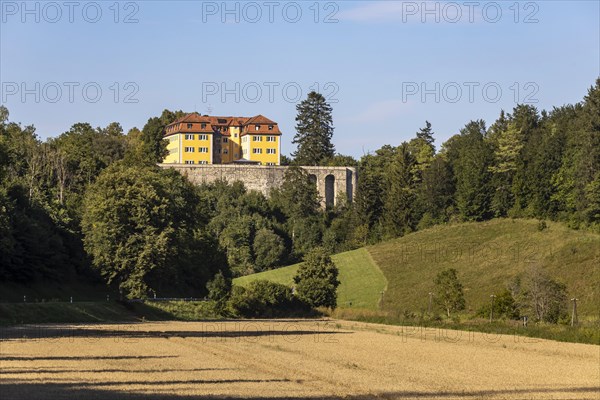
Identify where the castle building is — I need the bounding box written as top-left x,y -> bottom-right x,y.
162,112 -> 282,166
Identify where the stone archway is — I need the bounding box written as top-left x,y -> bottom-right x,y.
325,174 -> 335,208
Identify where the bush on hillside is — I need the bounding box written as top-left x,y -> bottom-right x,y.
511,267 -> 568,324
476,289 -> 520,320
293,247 -> 340,310
207,271 -> 232,313
228,280 -> 309,318
433,268 -> 466,317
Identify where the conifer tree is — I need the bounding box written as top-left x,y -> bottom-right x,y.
383,142 -> 417,237
416,120 -> 435,150
292,92 -> 335,165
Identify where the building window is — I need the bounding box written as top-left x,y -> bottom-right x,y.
255,125 -> 260,131
253,148 -> 262,154
267,148 -> 276,154
234,133 -> 238,138
266,162 -> 276,166
184,147 -> 195,152
253,136 -> 262,142
223,149 -> 229,154
199,147 -> 209,153
185,160 -> 195,165
234,153 -> 238,157
187,123 -> 193,129
266,136 -> 276,142
199,161 -> 208,165
199,134 -> 208,140
268,125 -> 273,130
185,134 -> 195,140
223,138 -> 228,143
201,123 -> 206,129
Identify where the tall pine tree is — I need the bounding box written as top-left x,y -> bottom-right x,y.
416,120 -> 435,150
383,142 -> 417,238
292,92 -> 335,165
449,120 -> 494,221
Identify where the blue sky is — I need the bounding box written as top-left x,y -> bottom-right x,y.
1,1 -> 598,157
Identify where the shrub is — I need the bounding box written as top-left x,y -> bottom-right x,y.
433,268 -> 466,317
228,280 -> 309,318
476,289 -> 520,320
293,247 -> 340,310
511,267 -> 568,323
206,271 -> 231,314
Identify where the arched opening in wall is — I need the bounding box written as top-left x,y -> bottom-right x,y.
346,170 -> 353,203
325,175 -> 335,209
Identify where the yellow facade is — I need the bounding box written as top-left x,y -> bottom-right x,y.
228,126 -> 243,161
164,134 -> 212,164
162,113 -> 281,166
242,134 -> 280,165
164,135 -> 180,163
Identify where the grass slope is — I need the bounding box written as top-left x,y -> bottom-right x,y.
368,219 -> 600,317
234,248 -> 388,309
0,282 -> 119,303
0,301 -> 220,326
235,219 -> 599,318
0,302 -> 136,326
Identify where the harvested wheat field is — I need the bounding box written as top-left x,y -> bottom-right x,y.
1,320 -> 598,399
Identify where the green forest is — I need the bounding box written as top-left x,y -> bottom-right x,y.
0,80 -> 598,300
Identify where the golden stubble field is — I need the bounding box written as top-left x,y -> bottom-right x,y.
1,320 -> 599,399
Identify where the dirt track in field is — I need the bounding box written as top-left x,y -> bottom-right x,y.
1,320 -> 599,399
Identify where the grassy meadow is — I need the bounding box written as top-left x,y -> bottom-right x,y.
234,248 -> 388,310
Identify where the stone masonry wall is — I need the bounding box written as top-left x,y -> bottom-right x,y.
159,164 -> 358,207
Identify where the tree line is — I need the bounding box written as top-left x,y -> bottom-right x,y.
0,80 -> 598,300
352,80 -> 600,243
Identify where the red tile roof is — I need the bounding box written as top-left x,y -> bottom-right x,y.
165,113 -> 281,136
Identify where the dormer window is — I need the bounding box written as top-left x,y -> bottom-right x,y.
187,123 -> 193,129
201,123 -> 206,129
255,125 -> 260,131
268,125 -> 274,130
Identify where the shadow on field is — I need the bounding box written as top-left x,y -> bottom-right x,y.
0,355 -> 178,361
1,367 -> 234,374
0,324 -> 349,341
0,382 -> 598,400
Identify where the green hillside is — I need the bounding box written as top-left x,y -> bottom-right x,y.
235,219 -> 600,317
234,248 -> 388,309
371,219 -> 599,316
